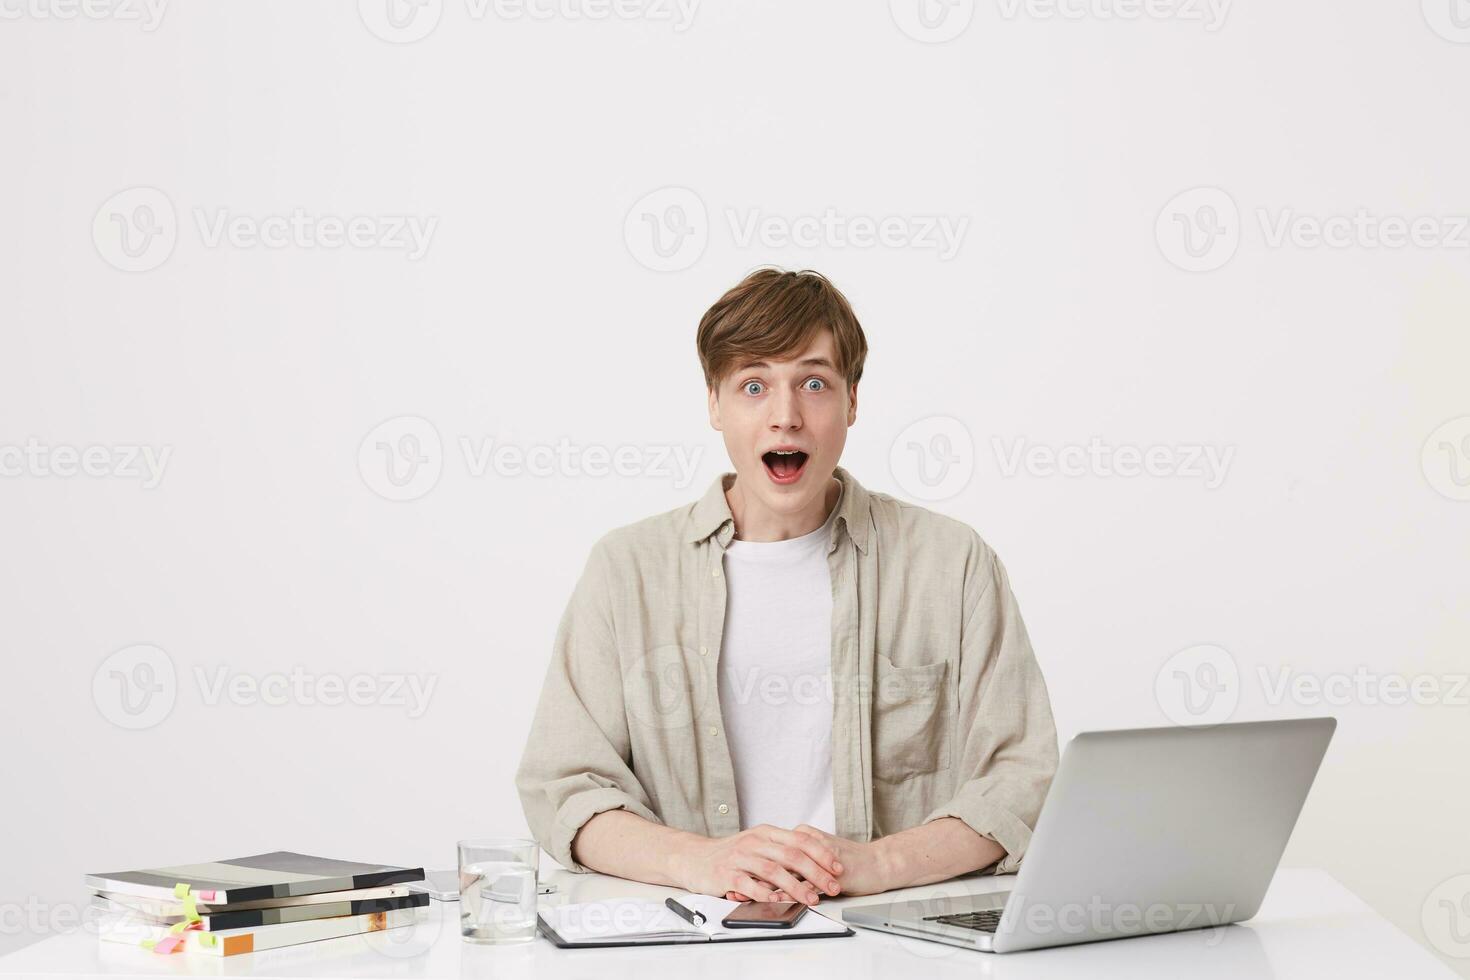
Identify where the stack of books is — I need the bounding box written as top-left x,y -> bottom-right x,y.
86,851 -> 429,957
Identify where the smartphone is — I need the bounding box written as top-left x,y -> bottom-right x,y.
720,900 -> 809,929
405,870 -> 556,902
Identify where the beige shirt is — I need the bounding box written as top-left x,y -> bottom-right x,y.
514,466 -> 1059,876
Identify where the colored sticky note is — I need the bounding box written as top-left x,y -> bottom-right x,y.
152,935 -> 184,955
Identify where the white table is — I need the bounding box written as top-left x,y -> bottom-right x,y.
0,864 -> 1454,979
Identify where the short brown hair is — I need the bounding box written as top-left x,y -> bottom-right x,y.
696,268 -> 869,390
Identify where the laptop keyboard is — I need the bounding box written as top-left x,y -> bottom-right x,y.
923,908 -> 1004,933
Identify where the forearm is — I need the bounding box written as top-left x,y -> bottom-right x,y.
874,817 -> 1006,890
569,808 -> 706,887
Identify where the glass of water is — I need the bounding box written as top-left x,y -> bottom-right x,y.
457,837 -> 539,944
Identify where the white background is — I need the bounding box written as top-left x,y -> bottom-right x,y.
3,0 -> 1469,972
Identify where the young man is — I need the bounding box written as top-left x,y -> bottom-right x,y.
515,269 -> 1057,907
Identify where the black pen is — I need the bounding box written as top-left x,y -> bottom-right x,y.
665,897 -> 706,928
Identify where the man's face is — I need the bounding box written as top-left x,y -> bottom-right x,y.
707,329 -> 858,520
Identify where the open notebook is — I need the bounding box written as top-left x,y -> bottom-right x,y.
538,894 -> 854,948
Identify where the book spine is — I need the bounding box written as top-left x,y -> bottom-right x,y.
197,907 -> 426,957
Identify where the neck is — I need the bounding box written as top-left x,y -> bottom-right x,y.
725,474 -> 842,543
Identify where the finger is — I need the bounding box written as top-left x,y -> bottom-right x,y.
794,824 -> 842,860
726,891 -> 752,902
771,827 -> 844,878
770,828 -> 840,887
740,875 -> 801,906
733,874 -> 780,903
751,854 -> 822,906
791,852 -> 841,896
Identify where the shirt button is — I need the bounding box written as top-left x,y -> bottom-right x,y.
708,726 -> 718,737
699,646 -> 708,656
717,803 -> 730,815
711,568 -> 720,578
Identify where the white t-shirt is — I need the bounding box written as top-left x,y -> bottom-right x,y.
716,506 -> 838,834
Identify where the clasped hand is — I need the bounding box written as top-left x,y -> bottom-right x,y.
677,823 -> 890,906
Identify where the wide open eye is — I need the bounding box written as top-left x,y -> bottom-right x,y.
802,377 -> 826,392
743,380 -> 765,396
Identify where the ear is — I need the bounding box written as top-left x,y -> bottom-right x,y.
707,385 -> 723,431
846,383 -> 859,427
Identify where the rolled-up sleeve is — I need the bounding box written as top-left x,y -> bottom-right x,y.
514,539 -> 663,873
920,539 -> 1059,875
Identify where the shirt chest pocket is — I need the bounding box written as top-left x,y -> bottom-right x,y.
872,654 -> 953,783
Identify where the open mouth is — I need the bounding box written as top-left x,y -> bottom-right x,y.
761,449 -> 809,485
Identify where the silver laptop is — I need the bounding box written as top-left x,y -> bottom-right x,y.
843,717 -> 1335,953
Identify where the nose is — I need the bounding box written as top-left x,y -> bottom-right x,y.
767,386 -> 802,431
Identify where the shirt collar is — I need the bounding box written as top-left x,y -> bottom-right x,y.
686,465 -> 871,554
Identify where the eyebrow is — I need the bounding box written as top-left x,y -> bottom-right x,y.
736,356 -> 836,372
